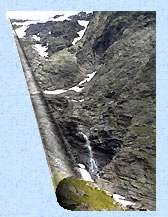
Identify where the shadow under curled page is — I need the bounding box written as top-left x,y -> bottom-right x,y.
8,11 -> 156,211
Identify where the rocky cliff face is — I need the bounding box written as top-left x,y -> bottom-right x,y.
12,11 -> 156,210
73,11 -> 156,210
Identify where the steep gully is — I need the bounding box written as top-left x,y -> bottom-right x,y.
9,11 -> 156,210
10,11 -> 101,185
81,132 -> 99,177
10,12 -> 99,178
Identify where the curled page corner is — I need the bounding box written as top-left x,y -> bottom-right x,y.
9,17 -> 76,181
9,11 -> 156,211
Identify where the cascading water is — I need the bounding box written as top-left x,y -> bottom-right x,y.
81,132 -> 99,176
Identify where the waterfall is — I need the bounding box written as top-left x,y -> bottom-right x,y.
81,132 -> 99,175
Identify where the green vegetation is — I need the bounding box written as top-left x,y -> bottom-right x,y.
137,135 -> 156,145
134,126 -> 154,133
56,177 -> 124,211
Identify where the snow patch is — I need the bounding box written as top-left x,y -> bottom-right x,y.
9,11 -> 90,38
45,89 -> 67,95
78,20 -> 90,28
69,86 -> 84,92
78,71 -> 97,85
78,164 -> 94,182
78,163 -> 86,169
33,44 -> 48,57
32,35 -> 40,41
72,20 -> 89,45
13,20 -> 41,38
113,194 -> 136,207
54,14 -> 71,21
15,25 -> 28,38
6,11 -> 84,21
44,71 -> 96,95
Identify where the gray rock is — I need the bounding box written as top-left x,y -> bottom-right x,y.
12,11 -> 156,211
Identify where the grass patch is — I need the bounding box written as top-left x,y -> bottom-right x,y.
56,177 -> 124,211
134,126 -> 154,133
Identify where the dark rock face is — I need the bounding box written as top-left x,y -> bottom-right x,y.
35,50 -> 83,90
68,11 -> 93,21
74,11 -> 156,210
12,11 -> 156,210
25,20 -> 84,56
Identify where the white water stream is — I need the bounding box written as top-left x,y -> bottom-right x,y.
81,132 -> 98,174
77,163 -> 94,182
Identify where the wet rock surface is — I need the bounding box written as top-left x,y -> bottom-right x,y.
12,11 -> 156,210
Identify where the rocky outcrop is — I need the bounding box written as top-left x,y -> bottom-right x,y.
68,11 -> 156,210
68,11 -> 93,21
56,177 -> 125,211
11,11 -> 156,211
34,50 -> 84,90
80,12 -> 156,210
25,20 -> 84,56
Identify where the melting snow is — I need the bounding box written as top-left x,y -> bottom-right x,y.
54,14 -> 71,21
6,11 -> 84,22
78,71 -> 97,85
32,35 -> 40,41
113,194 -> 136,207
7,11 -> 92,39
72,20 -> 89,45
87,71 -> 97,81
15,25 -> 28,38
69,86 -> 84,92
78,164 -> 94,182
13,20 -> 41,38
44,84 -> 83,95
44,71 -> 96,95
9,11 -> 89,39
78,20 -> 90,27
45,89 -> 67,95
78,163 -> 85,169
33,44 -> 48,57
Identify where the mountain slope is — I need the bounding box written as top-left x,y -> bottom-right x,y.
12,11 -> 156,210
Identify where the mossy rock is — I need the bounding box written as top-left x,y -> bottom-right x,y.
56,177 -> 124,211
133,126 -> 154,133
